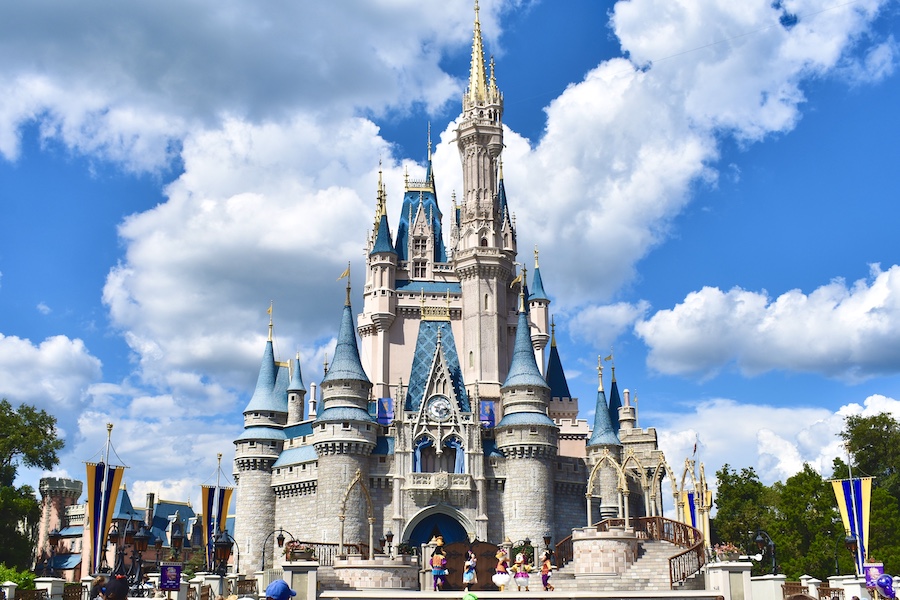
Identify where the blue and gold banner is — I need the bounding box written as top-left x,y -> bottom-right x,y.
85,461 -> 124,574
200,485 -> 234,569
681,491 -> 698,528
832,477 -> 872,575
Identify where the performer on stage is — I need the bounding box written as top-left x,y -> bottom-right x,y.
463,549 -> 478,591
541,550 -> 555,591
513,551 -> 531,591
492,549 -> 511,591
431,546 -> 448,591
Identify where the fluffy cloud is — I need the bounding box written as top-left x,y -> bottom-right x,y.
0,1 -> 499,169
636,264 -> 900,380
656,393 -> 900,494
0,334 -> 102,457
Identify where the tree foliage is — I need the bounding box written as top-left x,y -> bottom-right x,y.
0,399 -> 65,487
0,399 -> 65,569
711,411 -> 900,580
839,413 -> 900,500
712,464 -> 773,550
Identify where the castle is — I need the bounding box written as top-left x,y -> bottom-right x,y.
232,3 -> 670,574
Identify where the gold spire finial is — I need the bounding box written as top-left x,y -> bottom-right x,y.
267,301 -> 274,342
427,122 -> 432,161
468,0 -> 488,105
498,156 -> 504,181
534,245 -> 539,268
323,352 -> 329,375
550,315 -> 556,347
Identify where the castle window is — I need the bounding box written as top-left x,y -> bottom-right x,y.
413,238 -> 427,255
379,457 -> 386,463
530,427 -> 537,434
484,294 -> 489,310
302,464 -> 306,470
414,261 -> 426,278
342,422 -> 351,430
480,238 -> 488,247
249,441 -> 256,447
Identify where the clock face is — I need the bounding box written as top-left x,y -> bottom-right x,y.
427,396 -> 452,422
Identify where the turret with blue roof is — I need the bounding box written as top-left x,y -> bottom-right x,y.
315,275 -> 374,425
607,357 -> 623,435
496,269 -> 556,432
495,268 -> 558,544
587,361 -> 621,448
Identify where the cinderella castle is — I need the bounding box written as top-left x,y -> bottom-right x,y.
232,3 -> 674,574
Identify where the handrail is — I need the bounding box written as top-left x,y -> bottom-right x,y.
553,516 -> 705,588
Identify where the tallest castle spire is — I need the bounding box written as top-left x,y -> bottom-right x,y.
463,1 -> 503,116
466,1 -> 488,106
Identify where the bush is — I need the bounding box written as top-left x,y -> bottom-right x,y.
0,563 -> 36,589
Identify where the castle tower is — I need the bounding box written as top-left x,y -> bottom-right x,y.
313,284 -> 377,546
287,354 -> 307,425
608,363 -> 623,434
37,477 -> 82,568
233,312 -> 285,573
586,363 -> 622,521
454,1 -> 516,403
528,247 -> 550,370
362,168 -> 398,399
495,284 -> 558,542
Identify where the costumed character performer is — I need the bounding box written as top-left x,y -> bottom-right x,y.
513,551 -> 531,591
492,549 -> 510,591
431,546 -> 448,591
541,550 -> 555,591
463,549 -> 478,590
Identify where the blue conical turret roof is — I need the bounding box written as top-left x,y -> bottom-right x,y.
288,356 -> 306,392
587,387 -> 621,446
244,340 -> 284,413
529,266 -> 548,301
370,214 -> 395,255
545,343 -> 571,399
608,374 -> 623,434
502,308 -> 549,389
322,302 -> 371,384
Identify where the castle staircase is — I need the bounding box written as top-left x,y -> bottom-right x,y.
551,539 -> 705,592
553,516 -> 706,591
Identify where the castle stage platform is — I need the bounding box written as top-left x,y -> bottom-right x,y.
320,591 -> 723,600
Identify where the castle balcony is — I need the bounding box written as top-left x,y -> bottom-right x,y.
406,471 -> 473,506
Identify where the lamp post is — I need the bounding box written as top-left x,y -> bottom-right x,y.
154,538 -> 163,572
385,531 -> 394,558
755,530 -> 777,574
43,527 -> 61,577
128,524 -> 150,596
260,528 -> 294,571
170,513 -> 184,562
845,534 -> 860,576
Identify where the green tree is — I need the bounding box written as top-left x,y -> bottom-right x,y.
0,563 -> 36,589
839,412 -> 900,500
770,464 -> 842,579
0,399 -> 65,569
711,464 -> 775,558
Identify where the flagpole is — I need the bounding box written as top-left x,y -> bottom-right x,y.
96,423 -> 114,574
847,445 -> 864,576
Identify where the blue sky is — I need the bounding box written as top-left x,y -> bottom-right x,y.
1,0 -> 899,508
